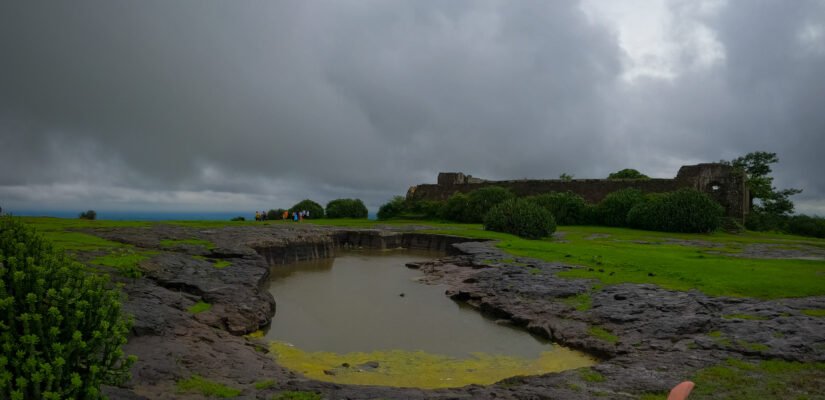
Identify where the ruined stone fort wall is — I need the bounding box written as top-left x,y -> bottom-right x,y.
406,163 -> 748,221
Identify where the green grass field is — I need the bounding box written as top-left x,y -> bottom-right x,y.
13,216 -> 825,396
17,217 -> 825,299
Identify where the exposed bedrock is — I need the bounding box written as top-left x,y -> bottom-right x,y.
86,225 -> 825,399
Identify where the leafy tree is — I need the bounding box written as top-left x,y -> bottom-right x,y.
325,199 -> 368,219
726,151 -> 801,217
377,196 -> 406,220
290,199 -> 324,219
607,169 -> 649,180
559,173 -> 574,181
403,200 -> 444,220
267,209 -> 287,220
79,210 -> 97,220
0,216 -> 135,399
440,193 -> 471,222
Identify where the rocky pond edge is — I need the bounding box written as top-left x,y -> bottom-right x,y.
78,223 -> 825,399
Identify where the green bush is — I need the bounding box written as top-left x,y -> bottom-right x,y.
627,189 -> 724,233
325,199 -> 368,219
230,216 -> 245,221
483,198 -> 556,239
526,192 -> 587,225
787,215 -> 825,238
377,196 -> 406,220
290,199 -> 324,219
464,186 -> 515,223
402,200 -> 444,220
78,210 -> 97,220
581,204 -> 599,225
745,211 -> 788,232
595,188 -> 645,227
440,193 -> 471,222
607,169 -> 649,180
0,216 -> 135,399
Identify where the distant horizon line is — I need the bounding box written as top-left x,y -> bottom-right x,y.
4,209 -> 379,221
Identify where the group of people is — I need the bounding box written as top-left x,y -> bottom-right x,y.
254,210 -> 311,222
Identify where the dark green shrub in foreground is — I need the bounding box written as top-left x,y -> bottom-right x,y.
527,191 -> 587,225
441,193 -> 471,222
79,210 -> 97,220
484,198 -> 556,239
377,196 -> 406,220
290,199 -> 324,219
325,198 -> 368,219
463,186 -> 515,223
0,216 -> 135,399
787,215 -> 825,238
627,189 -> 724,233
595,188 -> 645,227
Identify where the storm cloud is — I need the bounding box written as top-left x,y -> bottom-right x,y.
1,0 -> 824,214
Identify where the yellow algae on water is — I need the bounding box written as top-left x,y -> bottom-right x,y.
269,341 -> 596,388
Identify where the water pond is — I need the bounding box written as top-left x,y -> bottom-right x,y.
264,251 -> 595,388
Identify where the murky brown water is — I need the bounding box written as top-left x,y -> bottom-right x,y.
265,251 -> 553,358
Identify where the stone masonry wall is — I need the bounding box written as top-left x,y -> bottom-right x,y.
407,163 -> 748,221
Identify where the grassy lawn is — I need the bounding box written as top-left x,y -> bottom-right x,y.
690,359 -> 825,400
309,219 -> 825,299
16,217 -> 825,299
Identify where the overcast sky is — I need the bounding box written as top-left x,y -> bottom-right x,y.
1,0 -> 824,215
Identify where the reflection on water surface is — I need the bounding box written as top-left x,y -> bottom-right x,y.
264,251 -> 595,387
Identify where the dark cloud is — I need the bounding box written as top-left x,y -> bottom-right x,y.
0,1 -> 823,214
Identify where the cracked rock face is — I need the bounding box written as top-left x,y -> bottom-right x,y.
83,224 -> 825,399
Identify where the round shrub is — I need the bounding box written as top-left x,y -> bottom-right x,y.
325,199 -> 368,219
290,199 -> 324,219
377,196 -> 406,220
0,216 -> 135,399
526,191 -> 587,225
595,188 -> 645,227
440,193 -> 471,222
627,189 -> 724,233
483,198 -> 557,239
607,169 -> 649,180
464,186 -> 515,223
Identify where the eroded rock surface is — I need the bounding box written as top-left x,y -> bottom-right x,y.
80,224 -> 825,399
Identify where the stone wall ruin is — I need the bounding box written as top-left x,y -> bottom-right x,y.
406,163 -> 748,221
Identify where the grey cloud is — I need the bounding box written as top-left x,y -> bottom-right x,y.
1,1 -> 823,214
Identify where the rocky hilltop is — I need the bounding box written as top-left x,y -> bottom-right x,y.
73,223 -> 825,399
